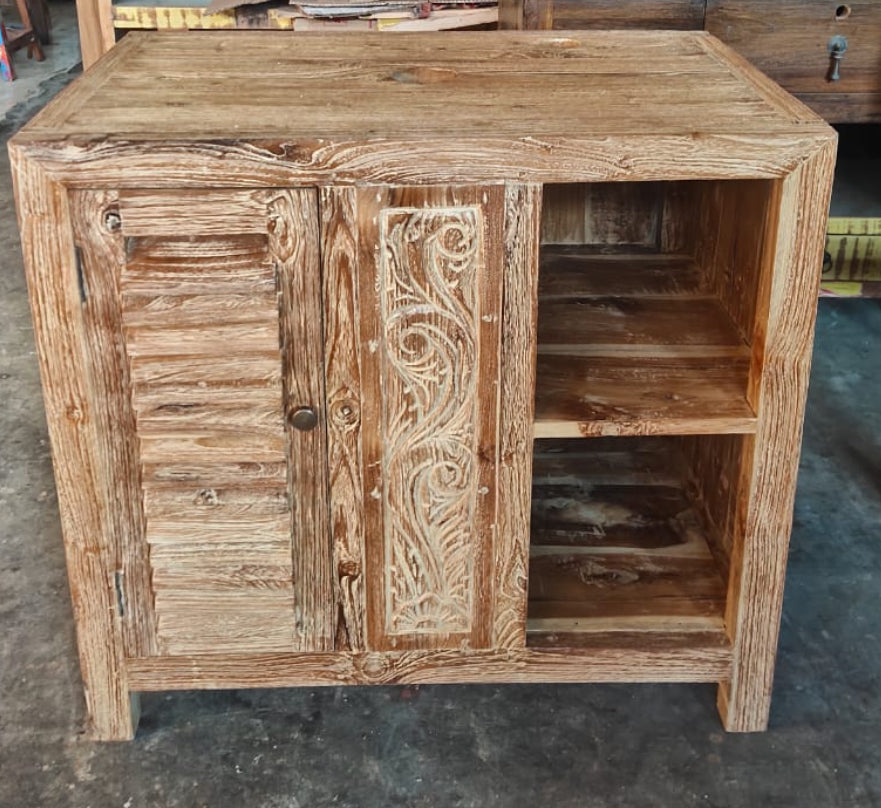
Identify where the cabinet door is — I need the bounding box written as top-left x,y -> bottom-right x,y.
69,188 -> 333,657
322,185 -> 528,652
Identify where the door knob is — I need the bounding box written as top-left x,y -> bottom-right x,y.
288,406 -> 318,431
827,35 -> 848,82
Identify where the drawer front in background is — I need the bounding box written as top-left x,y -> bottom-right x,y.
706,1 -> 881,121
552,0 -> 705,30
69,188 -> 332,657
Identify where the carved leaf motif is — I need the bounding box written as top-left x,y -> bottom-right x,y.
379,206 -> 482,636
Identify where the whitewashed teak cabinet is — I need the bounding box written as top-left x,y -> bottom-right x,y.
10,31 -> 836,740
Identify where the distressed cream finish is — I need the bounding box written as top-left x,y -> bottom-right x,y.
10,31 -> 836,740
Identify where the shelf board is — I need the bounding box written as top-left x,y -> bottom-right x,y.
527,441 -> 730,654
534,250 -> 757,438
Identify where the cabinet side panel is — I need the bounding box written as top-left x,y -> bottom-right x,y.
267,189 -> 334,652
359,185 -> 504,651
719,140 -> 837,732
493,183 -> 542,648
320,186 -> 367,652
10,149 -> 137,740
69,189 -> 157,658
693,179 -> 777,345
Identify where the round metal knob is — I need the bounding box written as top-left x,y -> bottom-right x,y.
289,406 -> 318,431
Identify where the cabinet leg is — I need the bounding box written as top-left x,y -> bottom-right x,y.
716,680 -> 768,733
86,690 -> 140,741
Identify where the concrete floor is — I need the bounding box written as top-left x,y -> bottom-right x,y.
0,1 -> 81,117
1,30 -> 881,808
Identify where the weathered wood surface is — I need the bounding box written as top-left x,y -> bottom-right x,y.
550,0 -> 705,31
718,140 -> 837,732
120,216 -> 300,655
534,251 -> 756,438
9,148 -> 138,740
267,189 -> 334,652
706,1 -> 881,98
493,183 -> 542,648
75,0 -> 114,70
13,32 -> 832,189
356,185 -> 504,651
10,31 -> 837,738
321,187 -> 367,652
126,641 -> 733,690
528,440 -> 728,644
70,190 -> 157,660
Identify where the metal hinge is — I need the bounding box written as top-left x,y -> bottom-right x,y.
114,570 -> 126,617
74,245 -> 88,303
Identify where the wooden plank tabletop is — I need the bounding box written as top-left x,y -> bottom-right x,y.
19,30 -> 830,142
11,31 -> 836,185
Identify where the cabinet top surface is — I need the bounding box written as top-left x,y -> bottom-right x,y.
12,31 -> 835,183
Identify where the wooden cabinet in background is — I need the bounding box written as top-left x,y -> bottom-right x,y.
500,0 -> 881,123
10,31 -> 836,740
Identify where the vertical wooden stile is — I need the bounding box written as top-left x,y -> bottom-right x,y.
493,183 -> 542,648
718,140 -> 837,732
266,189 -> 334,652
320,187 -> 367,651
69,189 -> 158,660
10,148 -> 139,740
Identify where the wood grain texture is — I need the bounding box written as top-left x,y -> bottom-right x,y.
528,440 -> 728,642
11,31 -> 838,736
69,189 -> 157,659
541,183 -> 663,247
681,434 -> 746,582
9,146 -> 138,740
126,641 -> 732,691
13,33 -> 832,185
551,0 -> 705,30
320,186 -> 366,652
534,250 -> 756,438
693,179 -> 777,344
796,93 -> 881,124
118,199 -> 305,657
523,0 -> 553,30
75,0 -> 114,70
358,185 -> 504,651
120,189 -> 270,235
706,0 -> 881,95
718,139 -> 837,732
266,188 -> 334,652
11,134 -> 831,189
493,183 -> 542,648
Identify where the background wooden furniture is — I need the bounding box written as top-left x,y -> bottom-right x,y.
2,0 -> 46,68
10,30 -> 835,740
499,0 -> 881,124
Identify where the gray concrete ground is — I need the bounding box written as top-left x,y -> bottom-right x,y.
1,26 -> 880,808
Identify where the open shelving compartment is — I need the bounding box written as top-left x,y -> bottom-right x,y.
527,179 -> 776,667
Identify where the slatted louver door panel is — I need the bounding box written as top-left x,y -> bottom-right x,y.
113,188 -> 330,656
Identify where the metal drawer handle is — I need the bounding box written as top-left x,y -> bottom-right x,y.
828,35 -> 848,82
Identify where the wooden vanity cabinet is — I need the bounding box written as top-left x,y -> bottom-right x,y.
10,31 -> 836,740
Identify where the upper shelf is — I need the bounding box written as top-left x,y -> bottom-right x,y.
534,250 -> 758,438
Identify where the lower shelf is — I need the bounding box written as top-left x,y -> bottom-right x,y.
527,438 -> 730,654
